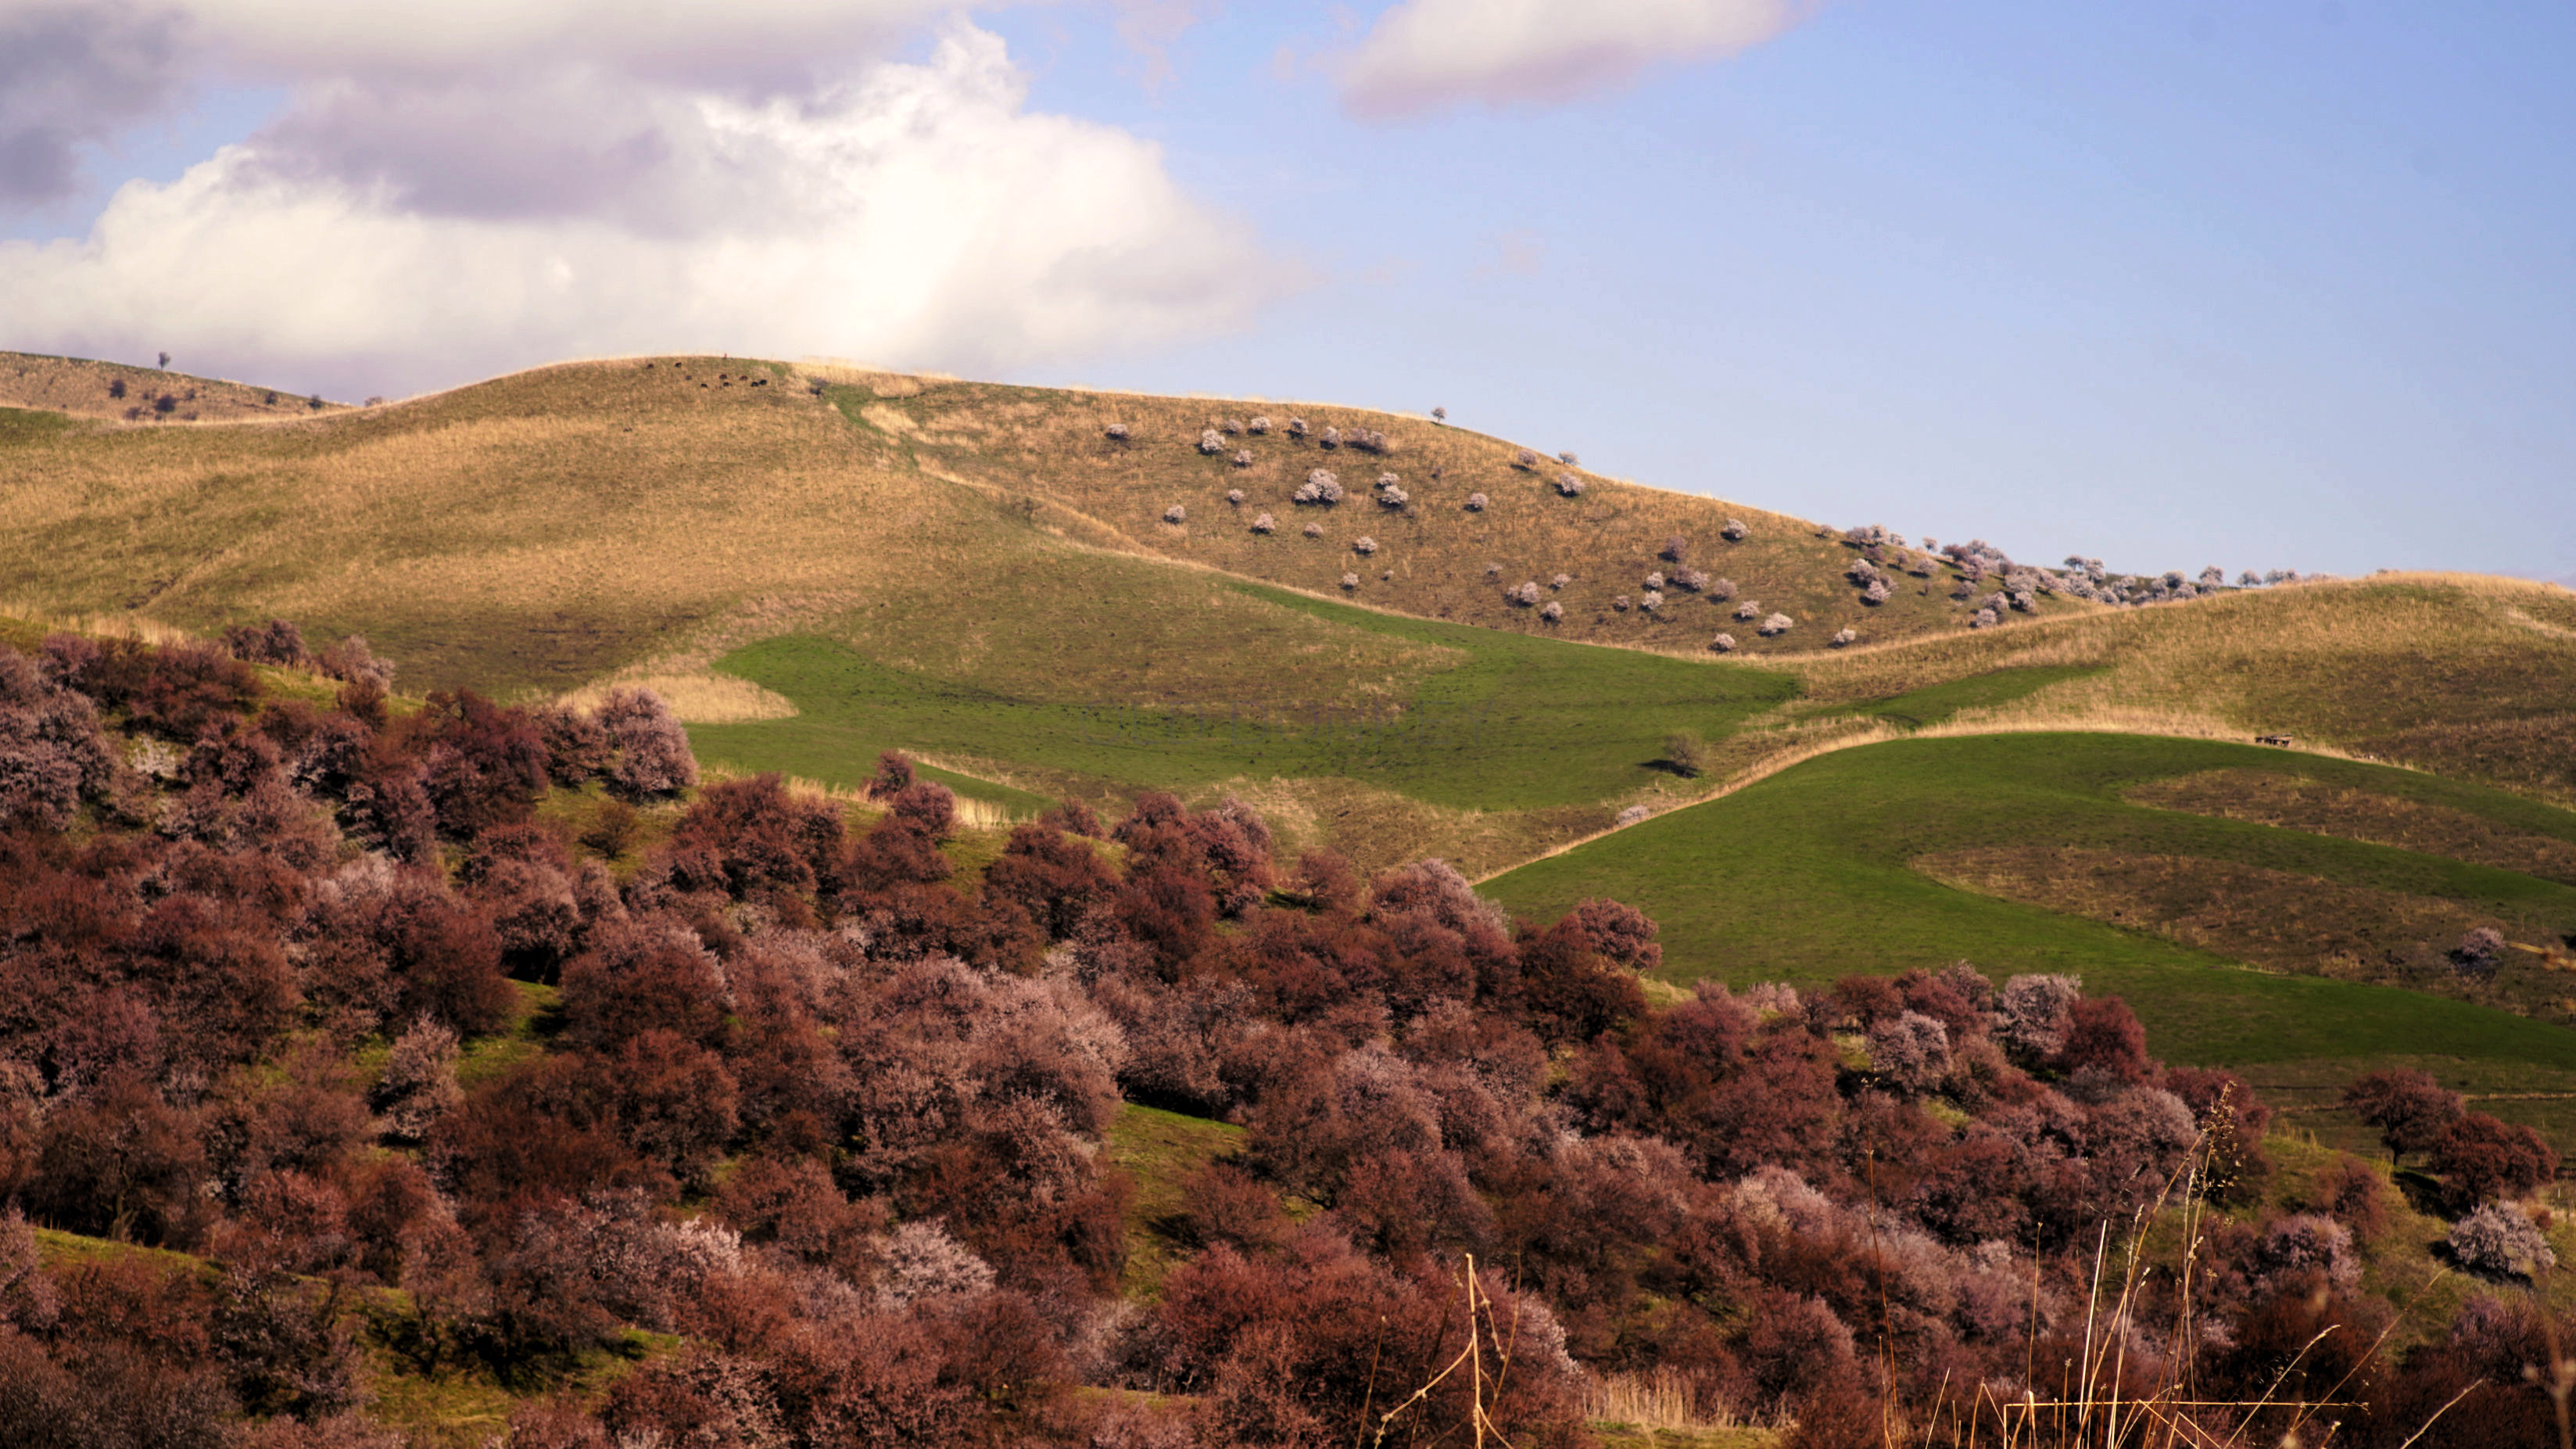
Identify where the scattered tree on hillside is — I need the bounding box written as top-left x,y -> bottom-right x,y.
1248,416 -> 1272,434
1304,522 -> 1324,537
1225,489 -> 1245,505
1320,427 -> 1342,449
1710,633 -> 1736,652
1757,612 -> 1791,636
1104,423 -> 1130,441
2343,1069 -> 2466,1171
1514,449 -> 1539,468
597,688 -> 697,798
1639,591 -> 1664,612
1722,518 -> 1748,540
1553,473 -> 1585,497
1198,429 -> 1223,454
1732,601 -> 1760,620
1352,537 -> 1377,556
1557,450 -> 1578,464
1539,601 -> 1563,622
1832,628 -> 1857,647
1164,504 -> 1187,524
1287,417 -> 1308,437
1464,493 -> 1488,511
1231,450 -> 1253,468
1251,513 -> 1275,533
1341,573 -> 1360,590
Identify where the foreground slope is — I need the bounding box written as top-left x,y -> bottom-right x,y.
1485,731 -> 2576,1142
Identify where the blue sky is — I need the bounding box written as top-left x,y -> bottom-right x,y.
4,1 -> 2570,581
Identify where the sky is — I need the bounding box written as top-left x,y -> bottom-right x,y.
3,1 -> 2571,583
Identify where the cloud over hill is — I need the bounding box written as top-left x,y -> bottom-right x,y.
1339,0 -> 1808,117
0,13 -> 1291,397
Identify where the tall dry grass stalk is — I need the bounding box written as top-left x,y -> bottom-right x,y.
1585,1368 -> 1761,1436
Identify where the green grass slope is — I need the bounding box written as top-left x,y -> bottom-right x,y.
1483,732 -> 2576,1142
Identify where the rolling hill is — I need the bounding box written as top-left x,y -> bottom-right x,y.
10,347 -> 2576,1148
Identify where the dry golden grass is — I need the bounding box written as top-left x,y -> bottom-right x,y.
861,377 -> 2083,660
557,671 -> 799,723
1,350 -> 353,424
0,356 -> 1451,714
1787,572 -> 2576,805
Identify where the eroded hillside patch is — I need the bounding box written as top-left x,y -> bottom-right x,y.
2127,768 -> 2576,885
1914,845 -> 2570,1019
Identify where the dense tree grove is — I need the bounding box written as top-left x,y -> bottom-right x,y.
0,629 -> 2567,1447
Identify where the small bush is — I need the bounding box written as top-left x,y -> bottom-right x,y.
1105,423 -> 1130,441
1303,522 -> 1324,538
1287,418 -> 1308,437
1248,416 -> 1272,434
1708,577 -> 1736,601
1226,489 -> 1245,505
1611,596 -> 1630,612
1831,628 -> 1857,647
2449,1203 -> 2556,1280
1320,427 -> 1342,449
1352,537 -> 1378,555
1733,600 -> 1760,620
1340,573 -> 1360,590
1660,536 -> 1688,563
1251,513 -> 1275,534
1164,504 -> 1187,524
1971,608 -> 1998,629
1464,493 -> 1488,511
1639,591 -> 1664,612
1378,486 -> 1407,507
1294,470 -> 1343,505
1507,582 -> 1542,607
1863,580 -> 1890,605
1198,429 -> 1223,454
1663,730 -> 1707,777
1539,601 -> 1563,622
1722,518 -> 1748,540
1670,568 -> 1707,592
2453,926 -> 2506,975
1758,612 -> 1791,636
1223,418 -> 1244,435
1514,449 -> 1539,468
1643,571 -> 1664,590
1710,633 -> 1736,652
1553,473 -> 1585,497
1614,805 -> 1650,827
1231,450 -> 1253,468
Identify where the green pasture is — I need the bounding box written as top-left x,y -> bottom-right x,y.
688,585 -> 1799,811
1484,733 -> 2576,1081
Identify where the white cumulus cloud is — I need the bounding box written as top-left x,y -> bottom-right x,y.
1340,0 -> 1810,119
0,23 -> 1294,397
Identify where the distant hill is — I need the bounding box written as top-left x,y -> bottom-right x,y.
0,349 -> 351,424
5,350 -> 2573,875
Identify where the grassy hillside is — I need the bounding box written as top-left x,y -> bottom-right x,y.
838,374 -> 2068,656
1483,731 -> 2576,1145
7,350 -> 2574,872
